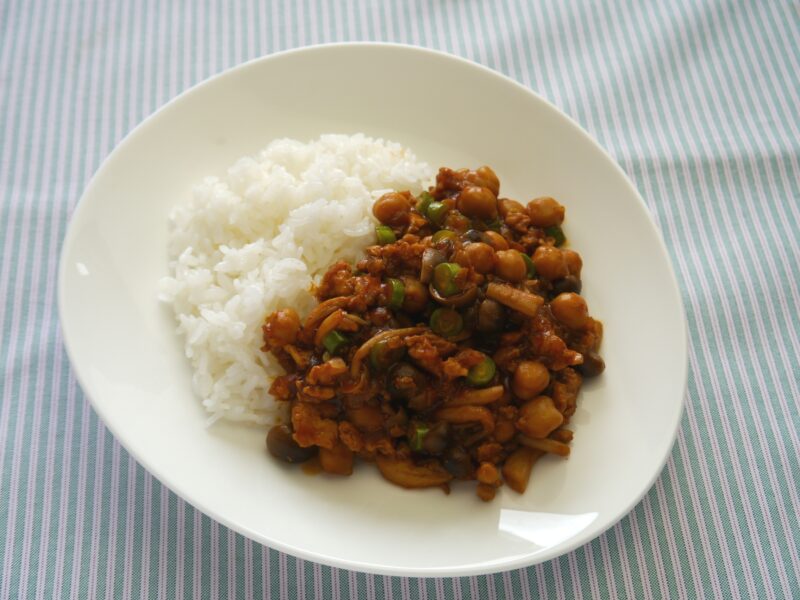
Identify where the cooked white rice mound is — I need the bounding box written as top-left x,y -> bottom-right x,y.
160,134 -> 432,424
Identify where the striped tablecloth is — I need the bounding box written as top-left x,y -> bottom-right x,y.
2,1 -> 798,598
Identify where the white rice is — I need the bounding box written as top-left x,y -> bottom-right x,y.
159,134 -> 432,424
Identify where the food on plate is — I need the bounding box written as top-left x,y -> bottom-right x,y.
261,165 -> 604,500
159,135 -> 432,424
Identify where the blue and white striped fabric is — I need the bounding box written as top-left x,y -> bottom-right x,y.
1,1 -> 798,598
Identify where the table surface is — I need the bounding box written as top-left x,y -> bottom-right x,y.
2,1 -> 798,598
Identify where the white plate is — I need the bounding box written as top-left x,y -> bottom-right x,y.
58,43 -> 687,577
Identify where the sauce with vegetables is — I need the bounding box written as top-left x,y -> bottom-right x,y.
261,166 -> 604,501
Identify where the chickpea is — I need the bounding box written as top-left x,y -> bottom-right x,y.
464,242 -> 496,274
457,186 -> 498,220
527,196 -> 565,227
372,191 -> 411,226
452,248 -> 471,268
517,395 -> 564,438
532,245 -> 568,280
495,250 -> 527,282
498,198 -> 525,218
263,308 -> 301,347
550,292 -> 590,329
473,166 -> 501,196
512,361 -> 550,400
562,248 -> 583,277
401,276 -> 429,313
482,230 -> 509,251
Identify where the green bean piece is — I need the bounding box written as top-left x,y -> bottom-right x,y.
387,278 -> 405,309
409,423 -> 430,452
433,262 -> 462,297
429,308 -> 464,337
322,331 -> 348,355
466,356 -> 497,386
426,201 -> 449,225
375,225 -> 396,245
416,191 -> 434,215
